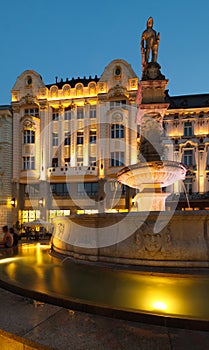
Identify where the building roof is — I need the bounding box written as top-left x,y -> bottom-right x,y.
166,93 -> 209,109
46,75 -> 100,89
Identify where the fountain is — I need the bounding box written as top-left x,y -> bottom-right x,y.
51,18 -> 209,269
0,18 -> 209,333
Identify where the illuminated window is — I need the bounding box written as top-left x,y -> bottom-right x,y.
90,105 -> 96,118
24,108 -> 39,117
77,182 -> 98,196
89,130 -> 96,144
183,150 -> 193,166
52,108 -> 59,121
111,124 -> 124,138
110,152 -> 124,166
64,132 -> 71,145
77,106 -> 84,119
52,133 -> 58,146
77,131 -> 84,144
64,107 -> 72,120
51,183 -> 70,196
184,121 -> 192,136
23,130 -> 35,144
23,156 -> 35,170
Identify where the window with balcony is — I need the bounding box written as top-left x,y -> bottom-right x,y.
77,106 -> 84,119
77,131 -> 84,144
77,157 -> 83,166
77,182 -> 98,196
64,107 -> 72,120
51,183 -> 70,196
89,157 -> 96,166
52,108 -> 59,121
52,158 -> 58,167
110,152 -> 124,166
24,108 -> 39,117
64,132 -> 71,145
111,124 -> 124,138
23,156 -> 35,170
23,130 -> 35,144
52,133 -> 58,146
184,121 -> 192,137
89,130 -> 96,144
90,105 -> 96,118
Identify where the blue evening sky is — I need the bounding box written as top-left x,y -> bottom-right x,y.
0,0 -> 209,105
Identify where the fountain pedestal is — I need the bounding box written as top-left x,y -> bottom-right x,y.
134,184 -> 170,211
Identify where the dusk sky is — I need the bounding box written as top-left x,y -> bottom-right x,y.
0,0 -> 209,105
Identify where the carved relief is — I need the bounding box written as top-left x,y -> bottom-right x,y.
112,113 -> 123,122
135,222 -> 171,256
22,119 -> 36,131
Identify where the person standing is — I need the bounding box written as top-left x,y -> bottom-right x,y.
2,225 -> 14,248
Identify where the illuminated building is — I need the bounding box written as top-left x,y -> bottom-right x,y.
4,58 -> 209,226
0,106 -> 13,229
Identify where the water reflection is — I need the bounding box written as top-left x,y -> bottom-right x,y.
0,243 -> 209,321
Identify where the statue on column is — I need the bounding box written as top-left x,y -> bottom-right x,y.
140,17 -> 164,80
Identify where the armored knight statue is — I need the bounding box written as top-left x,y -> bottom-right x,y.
140,17 -> 164,80
141,17 -> 160,68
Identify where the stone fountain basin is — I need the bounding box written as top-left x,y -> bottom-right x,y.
117,161 -> 187,189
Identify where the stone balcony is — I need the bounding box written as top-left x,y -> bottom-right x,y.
47,165 -> 98,179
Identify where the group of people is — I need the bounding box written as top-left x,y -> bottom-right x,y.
1,225 -> 19,248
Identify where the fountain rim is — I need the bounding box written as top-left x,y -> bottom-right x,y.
117,160 -> 188,178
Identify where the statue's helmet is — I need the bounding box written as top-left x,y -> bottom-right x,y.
147,17 -> 153,28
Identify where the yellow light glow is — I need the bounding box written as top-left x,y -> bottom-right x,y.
153,301 -> 167,311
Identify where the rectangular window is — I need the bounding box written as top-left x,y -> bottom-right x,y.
77,106 -> 84,119
184,121 -> 192,136
111,124 -> 124,138
89,157 -> 96,166
90,105 -> 96,118
110,100 -> 126,109
24,108 -> 39,117
77,182 -> 98,196
24,130 -> 35,144
52,158 -> 58,167
52,108 -> 59,121
51,183 -> 70,196
184,178 -> 193,194
183,150 -> 193,166
23,156 -> 35,170
52,133 -> 58,146
64,132 -> 71,145
77,157 -> 83,166
110,152 -> 124,167
24,184 -> 39,197
89,130 -> 96,144
64,158 -> 70,164
64,107 -> 72,120
77,131 -> 84,144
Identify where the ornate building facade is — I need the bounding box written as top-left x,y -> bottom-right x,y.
0,106 -> 13,229
1,57 -> 209,228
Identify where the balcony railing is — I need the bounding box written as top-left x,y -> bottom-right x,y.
48,165 -> 98,177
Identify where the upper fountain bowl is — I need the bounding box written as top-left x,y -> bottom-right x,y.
117,160 -> 187,189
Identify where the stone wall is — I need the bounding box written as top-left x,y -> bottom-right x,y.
52,211 -> 209,268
